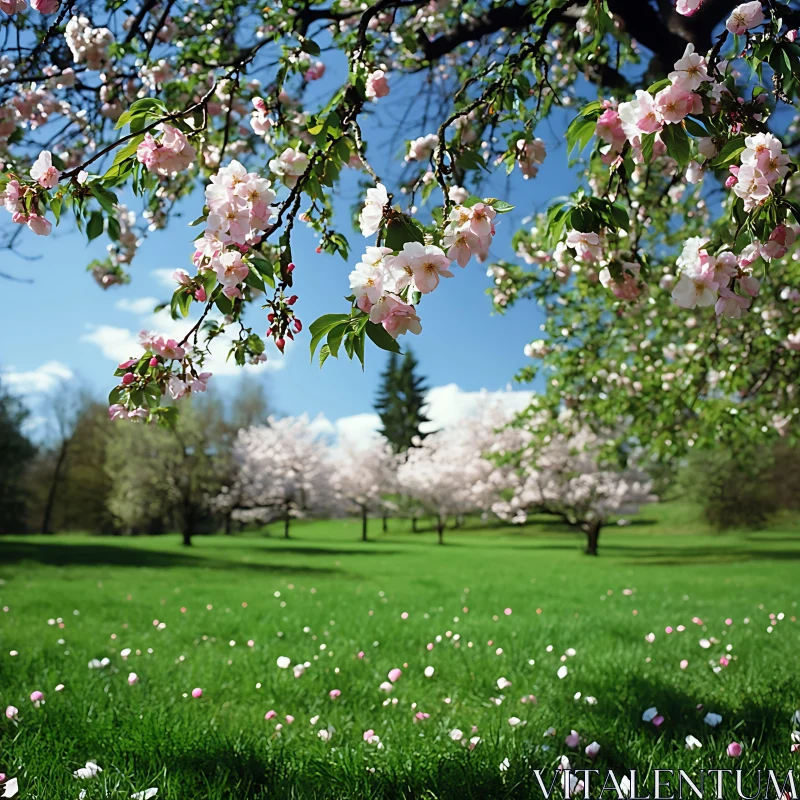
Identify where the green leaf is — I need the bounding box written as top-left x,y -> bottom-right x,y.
353,329 -> 365,368
456,149 -> 488,173
88,184 -> 119,215
326,322 -> 349,358
309,313 -> 350,359
50,196 -> 62,224
489,199 -> 515,213
319,343 -> 331,367
87,210 -> 104,242
365,321 -> 401,354
609,203 -> 630,233
660,123 -> 690,170
683,118 -> 708,138
384,216 -> 425,251
710,136 -> 746,168
300,38 -> 321,56
244,269 -> 265,293
641,132 -> 656,164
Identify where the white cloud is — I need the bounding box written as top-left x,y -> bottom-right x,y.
115,296 -> 161,314
82,299 -> 286,376
421,383 -> 533,433
1,361 -> 75,393
151,268 -> 178,288
336,412 -> 382,446
320,385 -> 532,451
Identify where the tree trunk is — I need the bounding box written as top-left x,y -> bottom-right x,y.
182,528 -> 193,546
284,508 -> 291,539
361,506 -> 368,542
41,441 -> 69,535
382,514 -> 388,533
584,521 -> 601,556
412,516 -> 418,533
224,512 -> 232,536
437,517 -> 445,545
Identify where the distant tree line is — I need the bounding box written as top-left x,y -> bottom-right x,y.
0,374 -> 270,542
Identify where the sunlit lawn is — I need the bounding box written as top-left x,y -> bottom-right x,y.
1,505 -> 799,798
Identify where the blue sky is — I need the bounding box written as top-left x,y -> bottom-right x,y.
0,67 -> 580,439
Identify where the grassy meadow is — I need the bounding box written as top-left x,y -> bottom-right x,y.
1,504 -> 799,798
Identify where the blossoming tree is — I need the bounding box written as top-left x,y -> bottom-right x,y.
329,440 -> 397,541
492,411 -> 655,555
1,0 -> 799,458
397,402 -> 519,543
225,415 -> 333,537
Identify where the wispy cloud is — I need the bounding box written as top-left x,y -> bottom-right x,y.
82,296 -> 286,376
1,361 -> 75,393
316,384 -> 533,450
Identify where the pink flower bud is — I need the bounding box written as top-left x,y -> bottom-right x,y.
121,372 -> 135,385
287,295 -> 298,305
275,337 -> 286,352
265,709 -> 277,720
294,319 -> 303,333
194,286 -> 207,302
191,687 -> 203,698
286,262 -> 295,272
727,742 -> 742,758
388,668 -> 402,683
149,357 -> 159,367
329,689 -> 341,699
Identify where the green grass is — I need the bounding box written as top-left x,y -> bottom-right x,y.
1,505 -> 799,799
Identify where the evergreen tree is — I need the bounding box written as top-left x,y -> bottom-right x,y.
374,350 -> 431,453
0,378 -> 36,533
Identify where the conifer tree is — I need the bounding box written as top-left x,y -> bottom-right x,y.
374,350 -> 431,454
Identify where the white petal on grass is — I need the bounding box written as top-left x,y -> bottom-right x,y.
74,762 -> 102,780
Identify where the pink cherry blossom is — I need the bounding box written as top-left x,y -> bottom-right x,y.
654,84 -> 701,123
358,183 -> 389,237
304,60 -> 325,81
26,214 -> 52,236
667,44 -> 712,92
676,0 -> 703,16
726,2 -> 765,35
565,730 -> 580,747
0,0 -> 27,13
379,298 -> 422,339
31,0 -> 60,13
715,287 -> 752,319
136,124 -> 196,177
365,69 -> 390,100
727,741 -> 743,757
30,150 -> 60,188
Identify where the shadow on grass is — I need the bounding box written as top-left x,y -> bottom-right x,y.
603,541 -> 800,565
254,545 -> 404,557
0,540 -> 345,576
588,672 -> 796,771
